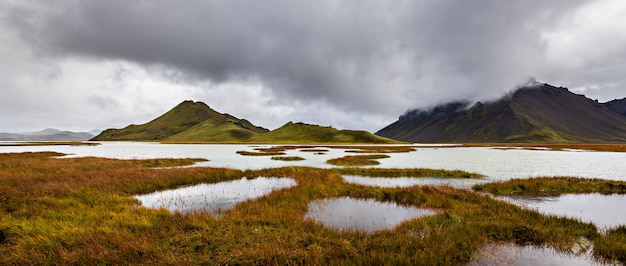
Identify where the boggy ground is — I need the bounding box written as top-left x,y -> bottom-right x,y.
0,152 -> 620,264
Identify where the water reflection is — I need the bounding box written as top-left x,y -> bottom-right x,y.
468,242 -> 612,266
135,177 -> 297,216
304,197 -> 437,233
342,175 -> 489,189
502,194 -> 626,229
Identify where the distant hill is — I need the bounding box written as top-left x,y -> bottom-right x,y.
0,128 -> 94,141
92,101 -> 268,142
248,122 -> 401,144
376,83 -> 626,143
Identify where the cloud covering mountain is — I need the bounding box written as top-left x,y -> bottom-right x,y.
1,0 -> 625,132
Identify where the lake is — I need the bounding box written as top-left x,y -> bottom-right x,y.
2,142 -> 625,183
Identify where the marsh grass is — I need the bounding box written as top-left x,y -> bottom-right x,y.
335,167 -> 483,178
271,156 -> 305,161
0,152 -> 621,264
326,154 -> 390,166
472,177 -> 626,196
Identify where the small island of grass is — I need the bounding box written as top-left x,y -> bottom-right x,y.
472,176 -> 626,196
271,156 -> 305,161
326,154 -> 390,166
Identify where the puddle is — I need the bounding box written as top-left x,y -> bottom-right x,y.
304,197 -> 437,233
468,242 -> 617,266
502,194 -> 626,229
342,175 -> 488,189
135,177 -> 297,216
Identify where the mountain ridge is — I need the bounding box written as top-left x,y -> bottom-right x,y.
92,101 -> 398,144
376,83 -> 626,143
0,128 -> 94,141
92,100 -> 269,142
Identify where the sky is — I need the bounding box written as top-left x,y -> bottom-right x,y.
1,0 -> 625,133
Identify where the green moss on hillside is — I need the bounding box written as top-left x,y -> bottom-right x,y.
92,101 -> 268,142
248,122 -> 402,144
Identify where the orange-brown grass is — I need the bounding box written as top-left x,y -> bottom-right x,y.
326,154 -> 390,166
472,177 -> 626,196
0,152 -> 621,264
341,146 -> 416,153
271,156 -> 305,161
236,150 -> 286,156
335,167 -> 483,178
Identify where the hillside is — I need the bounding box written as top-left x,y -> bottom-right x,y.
0,128 -> 94,141
248,122 -> 402,144
606,98 -> 626,116
376,83 -> 626,143
92,101 -> 268,142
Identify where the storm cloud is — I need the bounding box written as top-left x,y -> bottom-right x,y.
1,0 -> 625,132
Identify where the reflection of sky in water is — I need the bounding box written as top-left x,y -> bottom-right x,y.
469,242 -> 607,266
305,197 -> 437,233
135,177 -> 296,217
342,175 -> 489,189
2,142 -> 626,181
502,194 -> 626,229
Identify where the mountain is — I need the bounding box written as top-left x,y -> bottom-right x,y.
606,98 -> 626,116
92,101 -> 268,142
248,122 -> 401,144
376,83 -> 626,143
0,128 -> 94,141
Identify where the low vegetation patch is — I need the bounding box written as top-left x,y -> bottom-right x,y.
236,150 -> 286,156
271,156 -> 305,161
342,146 -> 416,153
594,226 -> 626,263
0,152 -> 623,264
326,154 -> 390,166
472,177 -> 626,196
335,167 -> 483,178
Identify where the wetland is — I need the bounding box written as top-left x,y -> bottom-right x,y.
1,142 -> 625,264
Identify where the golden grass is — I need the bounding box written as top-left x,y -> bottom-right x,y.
271,156 -> 305,161
0,152 -> 622,264
326,154 -> 390,166
472,177 -> 626,196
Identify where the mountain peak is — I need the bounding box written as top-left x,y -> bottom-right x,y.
377,84 -> 626,143
92,100 -> 267,142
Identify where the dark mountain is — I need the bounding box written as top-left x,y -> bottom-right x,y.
92,101 -> 268,142
606,98 -> 626,116
0,128 -> 94,141
377,83 -> 626,143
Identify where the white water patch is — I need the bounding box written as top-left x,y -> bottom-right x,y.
304,197 -> 437,233
342,175 -> 489,188
135,177 -> 297,216
501,194 -> 626,230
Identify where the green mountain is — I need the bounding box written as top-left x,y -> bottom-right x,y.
377,83 -> 626,143
248,122 -> 401,144
92,101 -> 268,142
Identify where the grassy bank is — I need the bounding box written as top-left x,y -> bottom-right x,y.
473,177 -> 626,262
0,152 -> 621,264
472,176 -> 626,196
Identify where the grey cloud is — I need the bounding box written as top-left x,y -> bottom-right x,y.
1,0 -> 623,131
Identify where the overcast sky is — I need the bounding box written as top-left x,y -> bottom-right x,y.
1,0 -> 625,133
